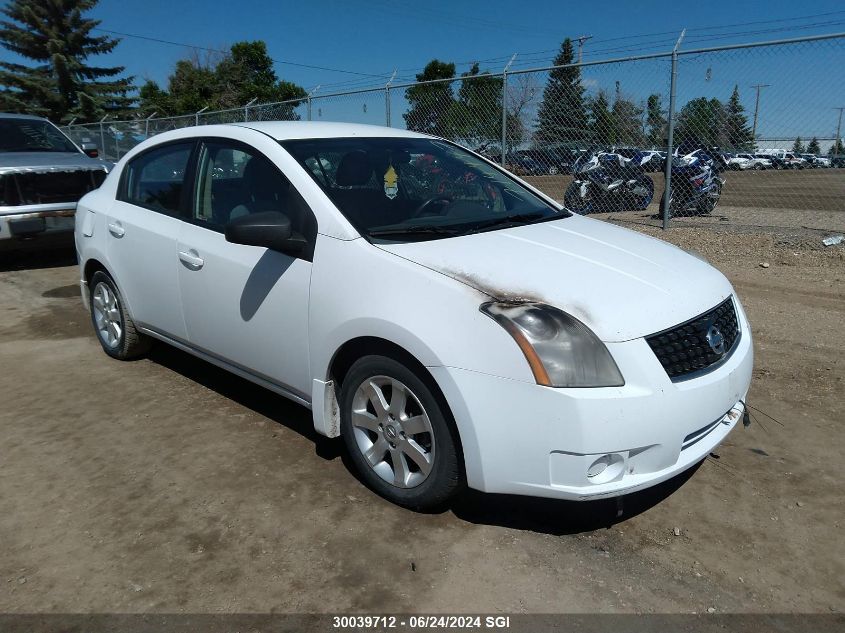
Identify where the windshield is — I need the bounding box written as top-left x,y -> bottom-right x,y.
282,137 -> 567,242
0,118 -> 79,153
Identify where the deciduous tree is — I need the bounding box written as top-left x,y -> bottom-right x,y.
404,60 -> 457,137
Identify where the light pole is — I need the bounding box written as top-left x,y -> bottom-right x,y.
750,83 -> 770,141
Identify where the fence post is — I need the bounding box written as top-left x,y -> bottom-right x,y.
195,106 -> 208,126
144,111 -> 157,139
385,70 -> 397,127
662,30 -> 685,231
500,54 -> 517,167
307,85 -> 320,122
244,98 -> 257,123
98,114 -> 107,161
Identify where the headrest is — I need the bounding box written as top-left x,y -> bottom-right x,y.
336,150 -> 373,186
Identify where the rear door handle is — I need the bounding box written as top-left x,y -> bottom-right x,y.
178,250 -> 204,270
107,221 -> 125,238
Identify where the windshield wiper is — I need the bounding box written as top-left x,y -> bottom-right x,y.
368,225 -> 464,238
459,211 -> 549,235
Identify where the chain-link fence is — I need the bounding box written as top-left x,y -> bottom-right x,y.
61,32 -> 845,231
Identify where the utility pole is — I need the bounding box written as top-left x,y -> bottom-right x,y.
575,35 -> 592,64
750,84 -> 770,141
835,107 -> 845,155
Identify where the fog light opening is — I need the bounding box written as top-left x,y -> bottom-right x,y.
586,453 -> 625,484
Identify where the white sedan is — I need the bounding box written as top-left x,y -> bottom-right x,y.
75,122 -> 753,510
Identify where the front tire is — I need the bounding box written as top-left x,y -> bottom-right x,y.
564,181 -> 594,214
89,271 -> 151,360
340,355 -> 463,510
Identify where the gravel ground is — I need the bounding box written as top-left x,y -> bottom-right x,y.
0,211 -> 843,616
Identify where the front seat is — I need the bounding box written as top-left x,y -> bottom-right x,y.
229,156 -> 289,221
332,150 -> 394,228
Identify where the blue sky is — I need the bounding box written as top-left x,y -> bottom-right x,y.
4,0 -> 844,146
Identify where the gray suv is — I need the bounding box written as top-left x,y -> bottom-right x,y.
0,113 -> 109,252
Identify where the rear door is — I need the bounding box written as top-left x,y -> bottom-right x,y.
176,138 -> 317,400
107,140 -> 195,339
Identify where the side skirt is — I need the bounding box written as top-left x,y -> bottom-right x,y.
137,325 -> 313,410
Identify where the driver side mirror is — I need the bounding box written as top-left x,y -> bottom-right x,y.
225,211 -> 307,257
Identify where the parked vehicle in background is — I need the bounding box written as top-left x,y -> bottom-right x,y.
520,148 -> 582,175
735,153 -> 771,170
75,121 -> 752,510
830,155 -> 845,168
1,114 -> 109,252
784,153 -> 807,169
720,153 -> 751,170
800,153 -> 830,168
505,153 -> 546,176
564,149 -> 655,214
759,153 -> 791,170
660,145 -> 725,217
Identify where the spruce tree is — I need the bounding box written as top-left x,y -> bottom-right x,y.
646,94 -> 667,148
792,137 -> 805,153
0,0 -> 133,122
589,91 -> 614,146
806,137 -> 821,155
535,38 -> 588,145
722,85 -> 754,150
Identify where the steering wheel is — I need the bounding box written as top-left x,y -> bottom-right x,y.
412,195 -> 452,218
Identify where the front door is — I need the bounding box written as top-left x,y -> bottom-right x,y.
176,139 -> 315,400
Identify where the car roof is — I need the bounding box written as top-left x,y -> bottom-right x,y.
0,112 -> 50,121
233,121 -> 428,140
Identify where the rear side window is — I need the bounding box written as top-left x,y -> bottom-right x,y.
121,142 -> 193,214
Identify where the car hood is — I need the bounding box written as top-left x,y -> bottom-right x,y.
0,151 -> 107,175
376,215 -> 734,342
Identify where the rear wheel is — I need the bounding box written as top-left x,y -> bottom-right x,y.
89,271 -> 151,360
696,181 -> 722,216
340,355 -> 463,510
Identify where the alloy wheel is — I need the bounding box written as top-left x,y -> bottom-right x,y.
350,376 -> 435,489
92,282 -> 123,349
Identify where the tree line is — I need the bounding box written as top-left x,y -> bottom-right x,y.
1,0 -> 843,158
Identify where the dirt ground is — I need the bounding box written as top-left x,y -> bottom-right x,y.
1,209 -> 843,615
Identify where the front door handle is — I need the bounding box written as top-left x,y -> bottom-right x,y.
107,221 -> 125,238
178,249 -> 204,270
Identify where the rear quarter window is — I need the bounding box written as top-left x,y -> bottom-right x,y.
120,142 -> 193,214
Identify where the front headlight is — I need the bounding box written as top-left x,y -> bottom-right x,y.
480,302 -> 624,388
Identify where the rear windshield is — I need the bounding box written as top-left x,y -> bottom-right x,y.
281,137 -> 566,242
0,118 -> 79,153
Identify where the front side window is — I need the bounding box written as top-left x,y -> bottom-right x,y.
0,118 -> 79,154
121,142 -> 192,215
192,140 -> 317,243
282,137 -> 567,242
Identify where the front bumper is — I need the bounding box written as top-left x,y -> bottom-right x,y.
0,203 -> 77,245
431,300 -> 754,501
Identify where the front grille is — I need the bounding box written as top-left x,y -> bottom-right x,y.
2,169 -> 106,206
646,297 -> 739,380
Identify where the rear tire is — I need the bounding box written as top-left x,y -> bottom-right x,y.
340,355 -> 463,511
89,271 -> 151,360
